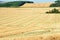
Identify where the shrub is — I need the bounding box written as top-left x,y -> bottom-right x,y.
46,8 -> 60,13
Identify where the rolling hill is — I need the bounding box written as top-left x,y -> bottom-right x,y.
21,2 -> 52,8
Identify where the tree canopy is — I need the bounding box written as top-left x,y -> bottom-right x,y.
50,0 -> 60,7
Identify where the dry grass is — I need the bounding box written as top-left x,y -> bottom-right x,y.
21,2 -> 52,8
0,7 -> 60,40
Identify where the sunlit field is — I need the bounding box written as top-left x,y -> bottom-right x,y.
20,3 -> 52,8
0,7 -> 60,40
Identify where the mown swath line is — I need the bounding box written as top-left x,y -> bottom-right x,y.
0,14 -> 39,34
8,15 -> 35,25
0,14 -> 38,32
0,17 -> 19,24
0,13 -> 58,37
21,14 -> 40,26
0,28 -> 24,38
0,30 -> 50,38
1,15 -> 33,25
2,29 -> 60,38
0,16 -> 22,23
10,29 -> 60,37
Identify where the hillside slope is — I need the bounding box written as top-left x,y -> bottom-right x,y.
21,3 -> 52,8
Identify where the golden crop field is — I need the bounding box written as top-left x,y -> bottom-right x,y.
21,3 -> 52,8
0,7 -> 60,40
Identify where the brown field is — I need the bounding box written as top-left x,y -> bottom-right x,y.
0,3 -> 60,40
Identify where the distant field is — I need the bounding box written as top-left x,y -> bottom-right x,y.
21,3 -> 52,8
0,8 -> 60,40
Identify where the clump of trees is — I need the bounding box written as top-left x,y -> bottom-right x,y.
50,0 -> 60,7
0,1 -> 34,7
46,8 -> 60,13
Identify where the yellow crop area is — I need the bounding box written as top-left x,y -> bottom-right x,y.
0,7 -> 60,40
20,3 -> 52,8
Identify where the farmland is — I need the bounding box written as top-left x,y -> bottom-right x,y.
0,7 -> 60,40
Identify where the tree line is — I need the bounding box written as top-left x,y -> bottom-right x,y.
50,0 -> 60,7
0,1 -> 34,7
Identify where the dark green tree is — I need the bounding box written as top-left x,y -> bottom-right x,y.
50,0 -> 60,7
55,0 -> 60,3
